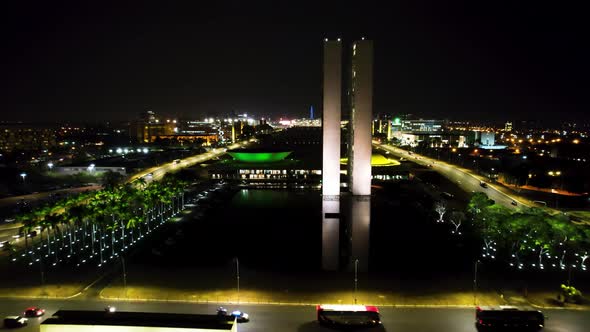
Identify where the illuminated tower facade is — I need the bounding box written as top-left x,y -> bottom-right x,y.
322,40 -> 342,199
321,39 -> 342,271
348,40 -> 373,196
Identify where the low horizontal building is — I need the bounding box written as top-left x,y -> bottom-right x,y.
209,148 -> 409,183
209,148 -> 319,181
54,166 -> 126,176
41,310 -> 237,332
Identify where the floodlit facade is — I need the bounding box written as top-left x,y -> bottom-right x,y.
322,40 -> 343,199
348,40 -> 373,196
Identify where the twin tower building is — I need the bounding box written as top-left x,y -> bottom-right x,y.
322,38 -> 373,271
322,38 -> 373,198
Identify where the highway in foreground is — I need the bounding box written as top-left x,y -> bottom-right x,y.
0,298 -> 588,331
375,143 -> 535,210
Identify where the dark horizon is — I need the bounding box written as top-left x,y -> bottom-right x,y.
1,1 -> 588,123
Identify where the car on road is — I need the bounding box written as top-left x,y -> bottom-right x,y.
4,316 -> 27,328
217,307 -> 249,322
480,182 -> 488,188
441,192 -> 455,199
23,307 -> 45,317
511,200 -> 518,206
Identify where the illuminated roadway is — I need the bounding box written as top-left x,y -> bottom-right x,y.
126,141 -> 250,185
0,140 -> 250,244
0,298 -> 588,331
375,142 -> 542,210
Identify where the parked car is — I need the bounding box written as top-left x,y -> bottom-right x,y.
4,316 -> 27,328
511,200 -> 518,206
480,182 -> 488,188
23,307 -> 45,317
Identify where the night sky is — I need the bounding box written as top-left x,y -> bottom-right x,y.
1,1 -> 588,123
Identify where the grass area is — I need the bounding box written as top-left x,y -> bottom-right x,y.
101,266 -> 504,306
100,265 -> 590,309
0,253 -> 95,298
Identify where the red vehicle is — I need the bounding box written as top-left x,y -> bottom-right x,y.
23,307 -> 45,317
316,304 -> 381,328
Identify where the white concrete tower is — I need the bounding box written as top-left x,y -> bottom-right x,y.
321,39 -> 342,271
322,40 -> 342,199
349,40 -> 373,196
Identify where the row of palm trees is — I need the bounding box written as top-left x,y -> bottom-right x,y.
12,174 -> 188,268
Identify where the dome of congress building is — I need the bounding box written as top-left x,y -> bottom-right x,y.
227,149 -> 293,163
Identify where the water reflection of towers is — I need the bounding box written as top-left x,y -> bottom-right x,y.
322,195 -> 370,272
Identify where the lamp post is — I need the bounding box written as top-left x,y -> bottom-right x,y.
20,172 -> 27,183
473,260 -> 480,305
354,259 -> 359,304
39,257 -> 45,286
47,162 -> 54,171
121,256 -> 127,297
236,258 -> 240,303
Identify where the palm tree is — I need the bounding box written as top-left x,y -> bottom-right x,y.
45,213 -> 63,264
66,205 -> 88,252
15,212 -> 36,262
136,177 -> 147,190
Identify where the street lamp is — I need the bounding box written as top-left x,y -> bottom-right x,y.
473,260 -> 480,305
20,172 -> 27,183
47,162 -> 54,171
235,257 -> 240,303
354,259 -> 359,304
121,256 -> 127,298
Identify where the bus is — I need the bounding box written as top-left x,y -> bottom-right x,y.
316,304 -> 381,328
476,306 -> 544,331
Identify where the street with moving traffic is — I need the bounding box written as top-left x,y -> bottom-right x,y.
1,297 -> 589,331
376,143 -> 537,210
